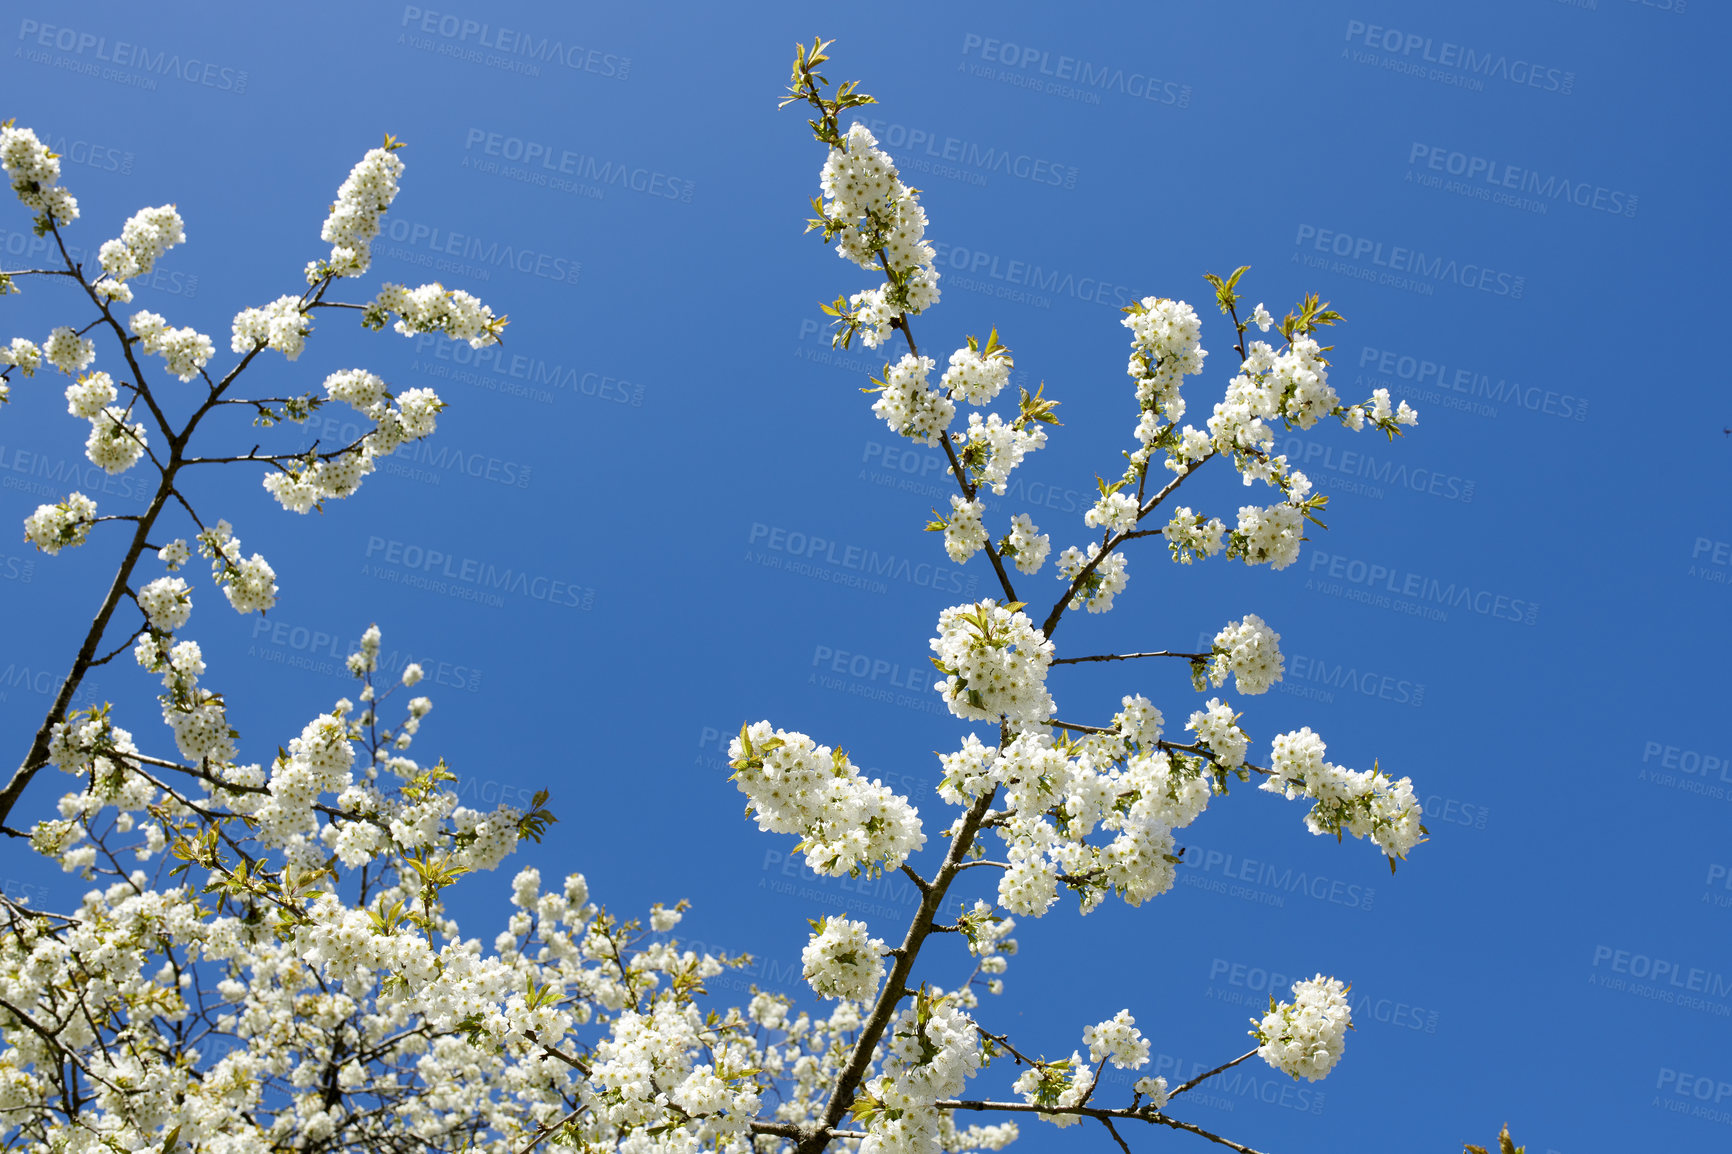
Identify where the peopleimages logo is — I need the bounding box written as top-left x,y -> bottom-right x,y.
1356,346 -> 1589,423
744,522 -> 978,598
846,117 -> 1079,190
463,129 -> 694,203
398,7 -> 630,79
16,18 -> 249,92
959,34 -> 1192,108
363,537 -> 596,611
1294,225 -> 1525,299
1654,1068 -> 1732,1128
380,216 -> 581,286
1305,550 -> 1540,627
23,128 -> 132,176
1589,945 -> 1732,1016
1341,20 -> 1574,95
1407,144 -> 1638,219
928,239 -> 1137,310
1274,433 -> 1475,504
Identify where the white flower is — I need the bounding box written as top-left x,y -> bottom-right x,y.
0,337 -> 42,376
1255,975 -> 1352,1082
872,354 -> 951,445
311,144 -> 404,281
1084,490 -> 1140,535
1005,513 -> 1050,575
1186,698 -> 1247,768
129,310 -> 213,381
930,600 -> 1055,723
1162,507 -> 1225,564
23,492 -> 97,554
728,722 -> 925,877
1209,614 -> 1284,695
957,412 -> 1045,495
231,295 -> 311,360
0,123 -> 78,224
1234,502 -> 1304,570
942,496 -> 987,563
98,204 -> 185,285
941,339 -> 1013,405
367,282 -> 502,349
1083,1010 -> 1149,1069
43,327 -> 95,375
1055,543 -> 1128,613
137,577 -> 192,632
801,916 -> 886,1001
84,406 -> 147,474
65,371 -> 117,418
223,553 -> 277,614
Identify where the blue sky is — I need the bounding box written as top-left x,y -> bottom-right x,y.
1,2 -> 1728,1151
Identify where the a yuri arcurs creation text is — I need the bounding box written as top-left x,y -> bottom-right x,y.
0,39 -> 1427,1154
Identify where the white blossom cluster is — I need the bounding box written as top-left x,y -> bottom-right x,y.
941,340 -> 1013,405
1011,1053 -> 1094,1129
801,916 -> 886,1001
1232,500 -> 1306,571
22,491 -> 97,554
1186,698 -> 1249,769
1055,542 -> 1129,613
262,370 -> 443,512
83,405 -> 148,474
0,122 -> 78,226
942,495 -> 988,563
64,370 -> 117,418
819,124 -> 940,348
194,519 -> 278,614
1083,1010 -> 1150,1070
42,326 -> 95,374
310,144 -> 404,281
870,353 -> 951,445
1208,614 -> 1284,695
857,990 -> 983,1154
930,600 -> 1055,723
1003,512 -> 1050,576
0,336 -> 43,377
728,721 -> 925,877
137,575 -> 193,632
1254,975 -> 1353,1082
1123,297 -> 1206,445
129,309 -> 214,381
366,282 -> 503,348
958,898 -> 1018,996
96,204 -> 186,303
1261,726 -> 1425,860
1161,506 -> 1226,564
1084,488 -> 1140,536
958,411 -> 1045,495
938,698 -> 1213,918
230,294 -> 312,360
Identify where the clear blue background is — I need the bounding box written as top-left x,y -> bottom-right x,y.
1,2 -> 1727,1151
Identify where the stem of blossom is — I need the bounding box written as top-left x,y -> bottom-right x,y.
800,784 -> 1001,1154
1050,651 -> 1210,666
0,472 -> 177,827
514,1104 -> 587,1154
933,1098 -> 1270,1154
1049,720 -> 1116,736
876,252 -> 1020,607
1168,1049 -> 1257,1098
1039,456 -> 1212,640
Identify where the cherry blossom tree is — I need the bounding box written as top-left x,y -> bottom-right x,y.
0,39 -> 1436,1154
